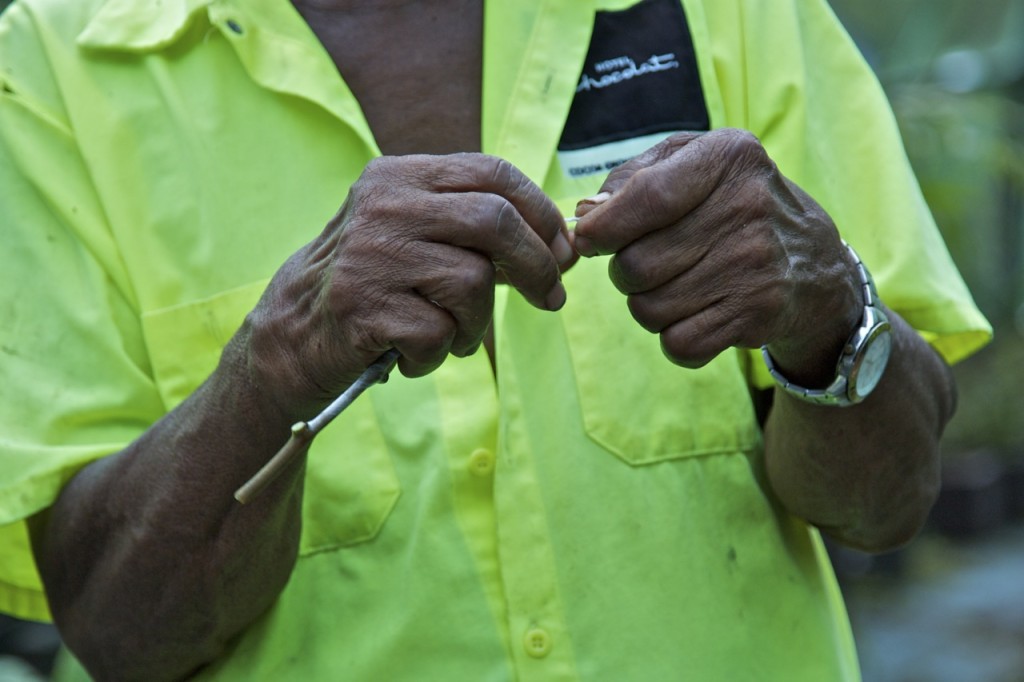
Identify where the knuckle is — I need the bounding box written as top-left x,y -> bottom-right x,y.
627,166 -> 674,223
600,162 -> 639,195
344,188 -> 412,238
418,321 -> 456,353
443,203 -> 477,237
486,156 -> 519,194
362,156 -> 388,177
665,131 -> 701,149
713,128 -> 772,177
360,156 -> 403,188
367,155 -> 392,170
450,341 -> 483,359
660,326 -> 717,368
608,251 -> 647,293
658,326 -> 689,364
670,309 -> 712,352
626,294 -> 665,333
395,314 -> 455,364
495,203 -> 532,260
458,259 -> 496,300
477,192 -> 513,227
434,256 -> 495,308
398,355 -> 445,379
717,127 -> 760,150
738,232 -> 780,271
493,196 -> 520,230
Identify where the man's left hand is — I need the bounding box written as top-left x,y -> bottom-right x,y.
572,128 -> 861,387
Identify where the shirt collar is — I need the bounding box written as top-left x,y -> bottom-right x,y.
77,0 -> 213,51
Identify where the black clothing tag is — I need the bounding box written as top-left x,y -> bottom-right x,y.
557,0 -> 710,178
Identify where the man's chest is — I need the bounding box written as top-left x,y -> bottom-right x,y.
294,0 -> 483,155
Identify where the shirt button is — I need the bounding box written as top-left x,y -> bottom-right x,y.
468,448 -> 496,477
523,628 -> 552,659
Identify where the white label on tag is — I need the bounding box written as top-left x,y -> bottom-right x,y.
557,131 -> 677,180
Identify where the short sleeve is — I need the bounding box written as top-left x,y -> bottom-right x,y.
0,3 -> 165,620
705,0 -> 992,387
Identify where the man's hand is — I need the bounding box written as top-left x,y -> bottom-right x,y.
571,128 -> 955,553
248,153 -> 574,422
572,128 -> 861,388
30,153 -> 576,681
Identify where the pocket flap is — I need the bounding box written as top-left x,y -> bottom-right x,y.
560,259 -> 761,465
140,281 -> 400,554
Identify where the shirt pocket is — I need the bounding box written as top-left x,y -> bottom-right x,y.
559,258 -> 762,465
139,281 -> 400,555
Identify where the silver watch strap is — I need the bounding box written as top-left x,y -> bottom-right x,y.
760,240 -> 881,407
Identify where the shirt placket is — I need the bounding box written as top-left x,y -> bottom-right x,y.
482,2 -> 594,679
432,330 -> 510,666
491,294 -> 579,681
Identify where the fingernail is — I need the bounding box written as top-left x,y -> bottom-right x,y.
574,234 -> 597,258
551,232 -> 573,265
577,191 -> 611,207
545,281 -> 567,311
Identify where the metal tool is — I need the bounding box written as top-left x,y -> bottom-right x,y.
234,348 -> 401,503
236,215 -> 580,503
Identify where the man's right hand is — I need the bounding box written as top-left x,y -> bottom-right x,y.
245,153 -> 574,422
31,154 -> 574,682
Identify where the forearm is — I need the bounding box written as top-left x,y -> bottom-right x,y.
29,326 -> 305,682
763,308 -> 956,552
23,153 -> 573,680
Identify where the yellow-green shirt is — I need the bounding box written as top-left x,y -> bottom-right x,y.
0,0 -> 990,679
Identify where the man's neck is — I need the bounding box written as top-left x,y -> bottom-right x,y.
293,0 -> 484,155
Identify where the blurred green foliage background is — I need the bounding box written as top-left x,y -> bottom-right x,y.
829,0 -> 1024,458
824,5 -> 1024,676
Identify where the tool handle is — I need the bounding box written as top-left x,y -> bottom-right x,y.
233,349 -> 400,504
233,422 -> 313,504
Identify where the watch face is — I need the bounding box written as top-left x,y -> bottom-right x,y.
853,327 -> 893,399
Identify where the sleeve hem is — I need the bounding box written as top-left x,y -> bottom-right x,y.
0,572 -> 52,622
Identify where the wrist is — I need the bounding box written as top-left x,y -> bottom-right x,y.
220,320 -> 316,430
762,241 -> 893,406
765,243 -> 862,388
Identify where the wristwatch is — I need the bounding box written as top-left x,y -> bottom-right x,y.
761,241 -> 892,407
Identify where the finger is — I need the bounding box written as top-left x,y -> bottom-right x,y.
606,218 -> 711,294
624,239 -> 783,341
658,300 -> 749,369
570,132 -> 700,231
626,275 -> 727,335
410,244 -> 496,357
572,191 -> 612,219
592,131 -> 702,199
376,296 -> 459,378
574,129 -> 760,256
415,191 -> 566,311
606,183 -> 764,295
417,154 -> 574,266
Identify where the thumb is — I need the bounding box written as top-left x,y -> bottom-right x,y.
576,131 -> 704,217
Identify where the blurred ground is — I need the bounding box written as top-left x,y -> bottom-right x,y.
0,617 -> 56,682
839,524 -> 1024,682
0,657 -> 44,682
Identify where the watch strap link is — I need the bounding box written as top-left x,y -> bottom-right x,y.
760,240 -> 890,407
